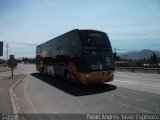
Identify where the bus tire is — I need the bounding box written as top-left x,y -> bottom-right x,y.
40,67 -> 44,74
66,72 -> 71,82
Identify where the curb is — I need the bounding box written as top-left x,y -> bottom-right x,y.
10,75 -> 26,114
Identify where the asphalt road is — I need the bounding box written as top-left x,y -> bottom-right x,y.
9,64 -> 160,119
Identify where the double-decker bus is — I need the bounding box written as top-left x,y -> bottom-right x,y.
36,29 -> 114,84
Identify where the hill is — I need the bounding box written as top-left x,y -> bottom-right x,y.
118,49 -> 160,60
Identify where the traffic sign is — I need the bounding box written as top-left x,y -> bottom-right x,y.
7,55 -> 17,78
7,55 -> 17,68
7,59 -> 17,68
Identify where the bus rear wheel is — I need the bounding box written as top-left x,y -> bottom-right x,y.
40,67 -> 44,74
66,73 -> 71,82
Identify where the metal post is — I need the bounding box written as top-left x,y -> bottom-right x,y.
12,68 -> 13,78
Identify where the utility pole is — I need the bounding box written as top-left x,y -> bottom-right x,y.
5,43 -> 9,61
114,48 -> 116,53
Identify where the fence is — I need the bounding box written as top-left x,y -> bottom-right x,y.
116,67 -> 160,74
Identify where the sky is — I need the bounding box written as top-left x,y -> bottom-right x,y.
0,0 -> 160,58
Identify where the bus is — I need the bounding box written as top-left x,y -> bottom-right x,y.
36,29 -> 115,84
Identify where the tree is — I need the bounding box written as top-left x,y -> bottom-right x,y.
149,53 -> 158,64
21,57 -> 36,63
113,52 -> 121,61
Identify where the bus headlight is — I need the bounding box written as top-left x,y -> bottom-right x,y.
85,74 -> 94,80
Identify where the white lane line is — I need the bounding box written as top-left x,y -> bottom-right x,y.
25,75 -> 39,114
115,80 -> 160,87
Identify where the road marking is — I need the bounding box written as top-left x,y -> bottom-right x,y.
115,80 -> 160,87
25,75 -> 39,114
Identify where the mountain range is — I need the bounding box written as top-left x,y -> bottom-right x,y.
118,49 -> 160,60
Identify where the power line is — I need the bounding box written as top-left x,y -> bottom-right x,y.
3,41 -> 38,46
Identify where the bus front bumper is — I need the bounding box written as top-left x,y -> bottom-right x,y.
79,71 -> 114,84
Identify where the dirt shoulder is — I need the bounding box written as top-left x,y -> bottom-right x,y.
0,66 -> 11,72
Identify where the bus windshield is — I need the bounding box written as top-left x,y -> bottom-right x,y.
85,49 -> 114,70
81,30 -> 114,71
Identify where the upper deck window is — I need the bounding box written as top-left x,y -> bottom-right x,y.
81,30 -> 111,47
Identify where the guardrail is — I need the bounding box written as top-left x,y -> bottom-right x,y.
116,67 -> 160,74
